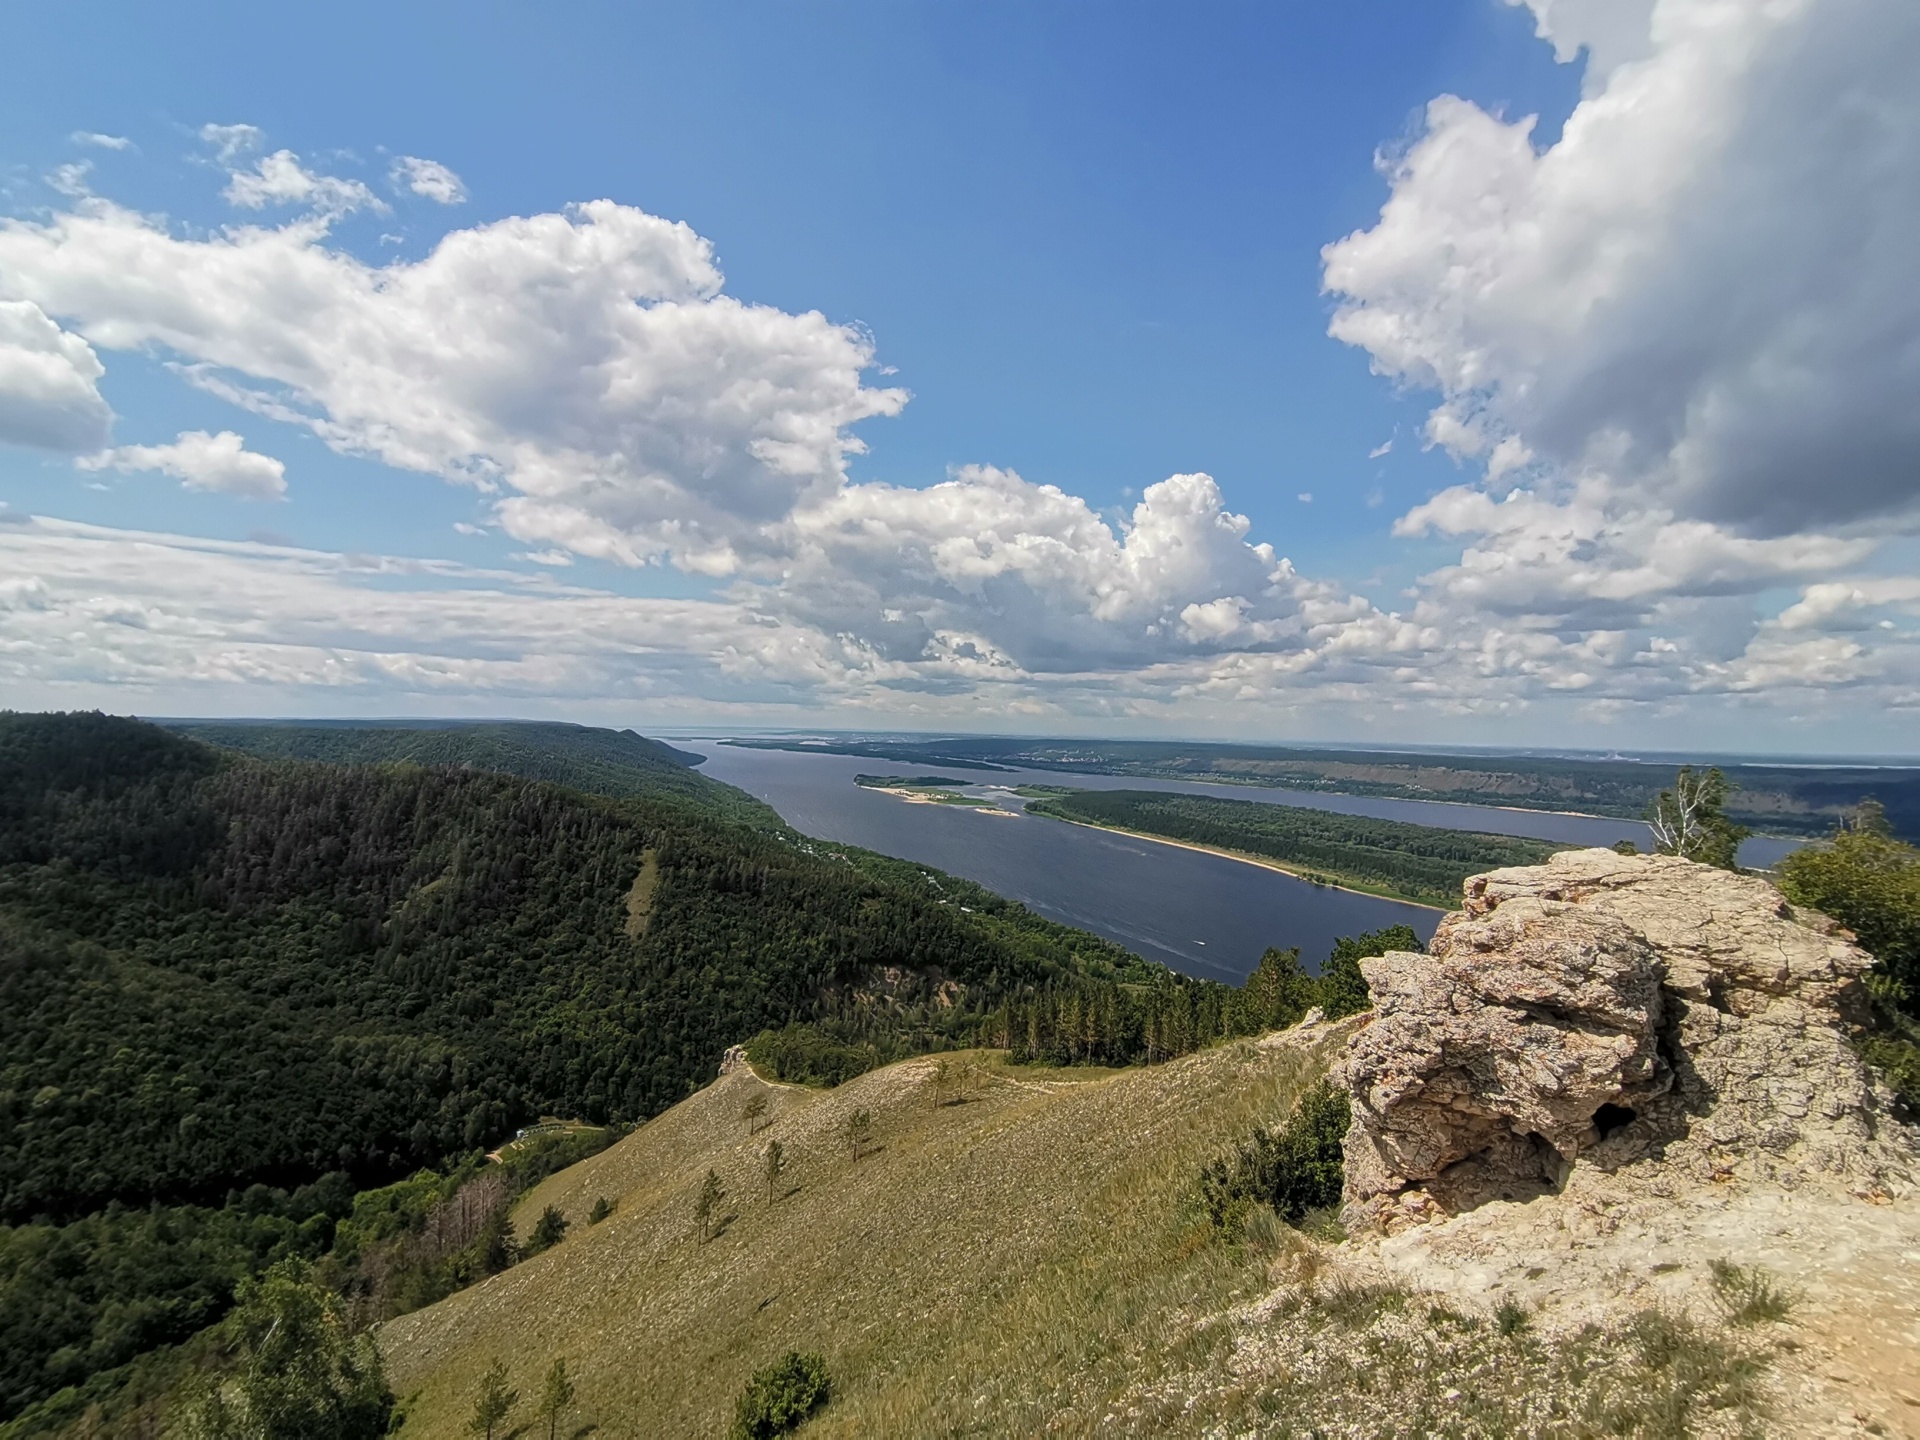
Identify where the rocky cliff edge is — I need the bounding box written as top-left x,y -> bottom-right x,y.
1325,848 -> 1920,1434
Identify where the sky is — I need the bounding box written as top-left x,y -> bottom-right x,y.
1,0 -> 1916,753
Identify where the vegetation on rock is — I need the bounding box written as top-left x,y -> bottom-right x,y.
1777,799 -> 1920,1112
1646,765 -> 1749,870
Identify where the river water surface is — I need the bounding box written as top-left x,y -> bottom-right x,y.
692,744 -> 1447,983
690,743 -> 1801,984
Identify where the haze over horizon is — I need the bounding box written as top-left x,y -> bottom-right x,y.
3,0 -> 1917,754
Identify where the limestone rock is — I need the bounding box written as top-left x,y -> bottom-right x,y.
1337,848 -> 1911,1232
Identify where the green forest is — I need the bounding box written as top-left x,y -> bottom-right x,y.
4,711 -> 1364,1436
1025,789 -> 1562,906
165,719 -> 777,827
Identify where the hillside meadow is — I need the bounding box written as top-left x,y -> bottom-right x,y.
380,1033 -> 1776,1439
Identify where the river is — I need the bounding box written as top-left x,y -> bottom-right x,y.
690,743 -> 1444,984
688,742 -> 1802,985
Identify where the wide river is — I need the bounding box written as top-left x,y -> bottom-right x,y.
688,743 -> 1803,985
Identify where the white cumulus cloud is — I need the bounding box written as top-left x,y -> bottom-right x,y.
1318,0 -> 1920,728
769,468 -> 1370,677
1326,0 -> 1920,537
391,156 -> 467,204
0,300 -> 113,452
0,197 -> 905,576
80,430 -> 288,499
223,150 -> 383,217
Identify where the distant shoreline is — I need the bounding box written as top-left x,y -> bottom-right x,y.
1026,809 -> 1450,913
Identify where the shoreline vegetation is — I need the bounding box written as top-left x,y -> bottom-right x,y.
1032,809 -> 1451,910
1023,790 -> 1568,909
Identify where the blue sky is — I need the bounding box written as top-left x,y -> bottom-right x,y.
1,1 -> 1916,750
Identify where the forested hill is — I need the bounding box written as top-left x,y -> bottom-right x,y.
0,712 -> 1160,1227
163,719 -> 777,827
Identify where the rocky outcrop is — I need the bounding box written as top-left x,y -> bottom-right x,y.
1337,848 -> 1912,1233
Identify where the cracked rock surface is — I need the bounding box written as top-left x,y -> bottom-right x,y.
1337,848 -> 1910,1234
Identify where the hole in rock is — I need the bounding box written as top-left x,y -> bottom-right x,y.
1592,1103 -> 1637,1139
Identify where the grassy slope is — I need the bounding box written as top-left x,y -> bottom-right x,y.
379,1035 -> 1345,1438
380,1032 -> 1779,1439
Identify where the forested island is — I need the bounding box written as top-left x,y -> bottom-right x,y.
1025,789 -> 1565,907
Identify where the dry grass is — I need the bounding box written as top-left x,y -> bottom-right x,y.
381,1030 -> 1343,1438
380,1025 -> 1776,1439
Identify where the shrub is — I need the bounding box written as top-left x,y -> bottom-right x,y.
1777,811 -> 1920,1001
588,1195 -> 615,1224
1708,1259 -> 1795,1325
745,1024 -> 882,1087
1777,808 -> 1920,1111
1200,1080 -> 1351,1228
525,1205 -> 569,1255
729,1350 -> 831,1439
1647,766 -> 1748,870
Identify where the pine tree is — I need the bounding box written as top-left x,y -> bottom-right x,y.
526,1204 -> 569,1254
763,1138 -> 785,1205
695,1168 -> 725,1242
1244,946 -> 1316,1030
539,1358 -> 575,1440
845,1108 -> 872,1163
469,1360 -> 517,1440
742,1091 -> 770,1133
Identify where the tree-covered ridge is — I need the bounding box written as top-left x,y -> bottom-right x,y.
1026,789 -> 1562,907
165,719 -> 778,828
0,711 -> 1200,1429
0,714 -> 1165,1229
